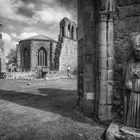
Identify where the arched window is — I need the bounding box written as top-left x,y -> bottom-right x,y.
38,48 -> 47,66
0,58 -> 1,72
62,26 -> 65,37
23,48 -> 29,67
68,24 -> 71,38
71,26 -> 74,39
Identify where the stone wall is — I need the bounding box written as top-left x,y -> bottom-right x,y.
77,0 -> 140,122
113,0 -> 140,119
77,0 -> 99,117
59,38 -> 77,72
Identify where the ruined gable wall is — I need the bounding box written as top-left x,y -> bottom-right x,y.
59,38 -> 77,72
59,18 -> 77,74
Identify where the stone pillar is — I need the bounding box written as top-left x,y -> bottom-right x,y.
98,11 -> 114,121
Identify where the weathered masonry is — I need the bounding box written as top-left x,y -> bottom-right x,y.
0,24 -> 6,72
77,0 -> 140,121
17,35 -> 58,75
58,17 -> 77,73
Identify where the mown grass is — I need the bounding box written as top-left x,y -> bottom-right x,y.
0,101 -> 104,140
0,79 -> 104,140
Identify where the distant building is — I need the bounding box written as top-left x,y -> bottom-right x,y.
0,24 -> 6,72
57,17 -> 77,73
17,34 -> 58,77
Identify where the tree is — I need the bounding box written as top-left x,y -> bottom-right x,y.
6,48 -> 17,65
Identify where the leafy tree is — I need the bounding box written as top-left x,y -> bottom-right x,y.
6,48 -> 17,65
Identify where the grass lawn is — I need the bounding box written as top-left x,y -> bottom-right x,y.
0,79 -> 105,140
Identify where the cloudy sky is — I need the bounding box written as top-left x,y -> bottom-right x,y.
0,0 -> 77,56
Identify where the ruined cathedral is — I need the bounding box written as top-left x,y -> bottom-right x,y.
77,0 -> 140,122
17,34 -> 58,73
17,17 -> 77,76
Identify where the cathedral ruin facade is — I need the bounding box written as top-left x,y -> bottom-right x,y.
17,35 -> 58,75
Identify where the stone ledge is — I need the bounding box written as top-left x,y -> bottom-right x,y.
106,122 -> 140,140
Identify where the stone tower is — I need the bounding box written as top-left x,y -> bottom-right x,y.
58,17 -> 77,73
0,24 -> 6,72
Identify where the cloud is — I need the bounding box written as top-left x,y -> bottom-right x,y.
11,33 -> 18,39
2,32 -> 17,56
35,7 -> 72,24
2,33 -> 11,42
16,3 -> 35,18
18,32 -> 38,40
0,0 -> 77,55
57,0 -> 77,10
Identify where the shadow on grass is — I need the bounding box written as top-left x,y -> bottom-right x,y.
0,88 -> 87,123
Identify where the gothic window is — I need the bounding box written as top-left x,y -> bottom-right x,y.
62,26 -> 65,37
23,48 -> 29,67
38,48 -> 47,66
68,24 -> 71,38
0,58 -> 1,72
71,26 -> 74,39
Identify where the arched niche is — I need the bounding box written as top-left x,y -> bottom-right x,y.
71,26 -> 74,39
68,23 -> 71,38
23,48 -> 30,68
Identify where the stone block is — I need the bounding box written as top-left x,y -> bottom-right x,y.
100,69 -> 107,80
83,98 -> 94,117
107,58 -> 114,70
106,122 -> 120,140
84,81 -> 94,91
100,45 -> 107,57
108,23 -> 114,46
108,46 -> 114,57
118,0 -> 140,6
99,80 -> 108,104
118,17 -> 140,33
98,104 -> 113,121
84,63 -> 94,75
118,5 -> 140,19
99,57 -> 107,70
107,70 -> 113,80
106,122 -> 140,140
107,90 -> 113,104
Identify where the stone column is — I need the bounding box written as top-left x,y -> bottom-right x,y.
98,11 -> 114,121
